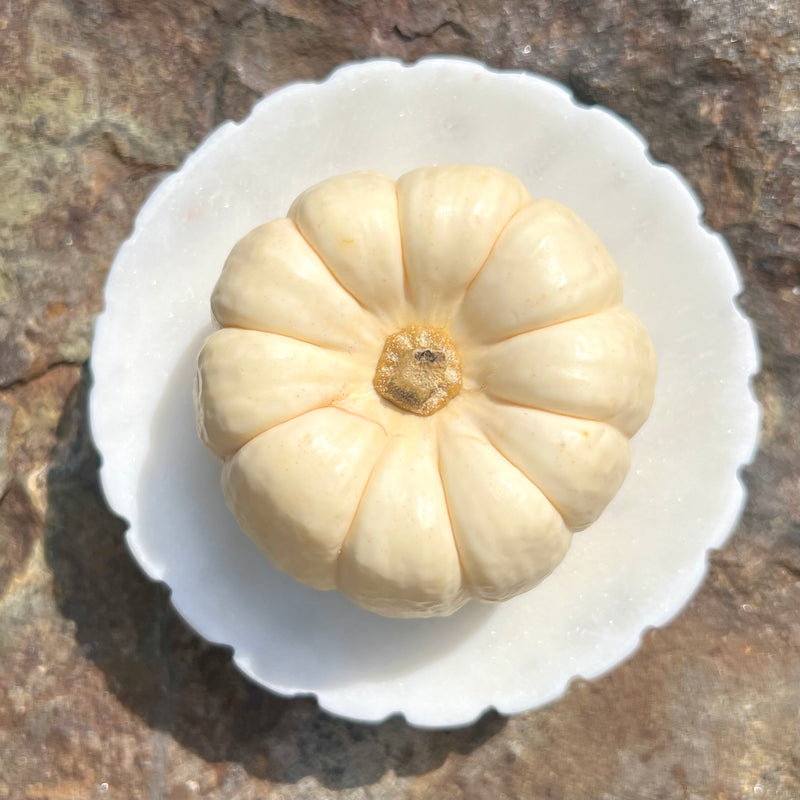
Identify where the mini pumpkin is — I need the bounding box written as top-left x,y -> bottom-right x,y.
195,165 -> 656,618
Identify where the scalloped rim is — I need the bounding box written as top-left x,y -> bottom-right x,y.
90,56 -> 761,729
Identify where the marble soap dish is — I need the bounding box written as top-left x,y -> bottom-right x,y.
90,57 -> 760,728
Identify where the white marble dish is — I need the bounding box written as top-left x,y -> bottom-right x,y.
90,57 -> 760,728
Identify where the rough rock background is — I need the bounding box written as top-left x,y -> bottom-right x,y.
1,0 -> 798,797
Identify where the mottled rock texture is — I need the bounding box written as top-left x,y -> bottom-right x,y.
1,1 -> 798,798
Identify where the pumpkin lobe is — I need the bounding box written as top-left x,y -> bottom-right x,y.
373,325 -> 462,416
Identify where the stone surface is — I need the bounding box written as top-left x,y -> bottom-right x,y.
1,1 -> 798,798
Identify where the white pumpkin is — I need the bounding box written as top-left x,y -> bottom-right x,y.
194,165 -> 656,618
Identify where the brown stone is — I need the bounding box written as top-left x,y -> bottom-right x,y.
0,0 -> 797,798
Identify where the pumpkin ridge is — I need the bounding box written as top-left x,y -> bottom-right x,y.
288,218 -> 376,319
452,199 -> 535,328
472,398 -> 632,532
433,419 -> 473,597
472,305 -> 656,435
218,321 -> 362,355
330,403 -> 389,436
477,302 -> 625,347
480,392 -> 628,437
334,436 -> 390,580
394,184 -> 413,311
470,411 -> 572,529
221,404 -> 331,462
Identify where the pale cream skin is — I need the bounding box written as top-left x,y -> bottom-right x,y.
194,166 -> 657,618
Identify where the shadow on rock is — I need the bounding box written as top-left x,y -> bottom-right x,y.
44,367 -> 507,789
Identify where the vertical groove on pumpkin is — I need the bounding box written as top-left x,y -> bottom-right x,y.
334,436 -> 390,584
434,418 -> 471,598
288,218 -> 375,316
394,184 -> 413,316
452,200 -> 535,329
471,413 -> 573,532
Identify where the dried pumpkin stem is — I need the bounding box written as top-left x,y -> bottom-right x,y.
373,325 -> 462,416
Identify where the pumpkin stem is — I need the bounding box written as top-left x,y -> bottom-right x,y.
373,325 -> 462,416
